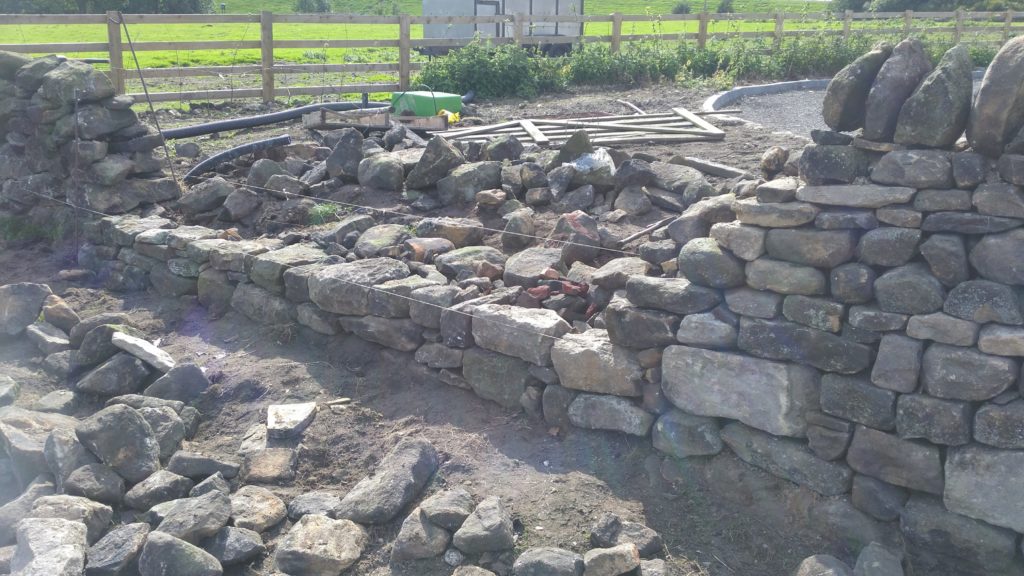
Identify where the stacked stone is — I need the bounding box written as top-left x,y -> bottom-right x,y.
0,52 -> 177,231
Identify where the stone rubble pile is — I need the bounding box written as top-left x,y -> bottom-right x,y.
0,51 -> 178,232
0,282 -> 671,575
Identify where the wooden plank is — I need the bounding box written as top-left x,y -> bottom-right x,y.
274,14 -> 400,24
611,12 -> 623,53
139,65 -> 262,78
534,118 -> 718,136
519,120 -> 549,146
672,107 -> 725,137
671,156 -> 752,178
274,39 -> 400,49
129,40 -> 261,51
436,121 -> 523,138
272,63 -> 401,74
0,43 -> 108,53
106,11 -> 124,95
121,14 -> 260,23
260,11 -> 274,104
413,15 -> 507,25
129,88 -> 263,102
273,83 -> 400,96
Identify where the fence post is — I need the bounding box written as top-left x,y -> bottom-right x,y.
843,10 -> 852,40
260,11 -> 274,104
774,11 -> 784,51
1005,9 -> 1013,43
611,12 -> 623,53
954,8 -> 964,43
698,12 -> 709,49
399,13 -> 411,91
512,13 -> 524,46
903,10 -> 912,35
106,11 -> 124,96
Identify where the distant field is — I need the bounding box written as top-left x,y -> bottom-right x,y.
221,0 -> 830,14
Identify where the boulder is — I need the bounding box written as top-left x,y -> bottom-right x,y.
125,469 -> 194,511
325,128 -> 363,180
63,463 -> 125,505
846,426 -> 943,494
551,330 -> 642,396
231,485 -> 287,533
406,136 -> 465,189
144,362 -> 210,403
472,304 -> 570,366
895,44 -> 973,147
677,238 -> 745,289
308,258 -> 409,315
798,144 -> 869,185
333,437 -> 438,524
85,522 -> 149,576
922,343 -> 1017,401
452,496 -> 514,554
822,43 -> 893,131
582,543 -> 640,576
863,38 -> 932,142
652,409 -> 723,458
357,153 -> 404,191
901,495 -> 1019,574
721,422 -> 853,496
391,507 -> 450,562
138,531 -> 222,576
793,555 -> 852,576
9,517 -> 88,576
75,404 -> 160,483
275,514 -> 367,576
969,35 -> 1024,156
513,547 -> 584,576
203,526 -> 266,566
28,494 -> 112,544
0,283 -> 52,335
420,488 -> 475,531
568,394 -> 654,436
156,490 -> 232,543
662,345 -> 818,437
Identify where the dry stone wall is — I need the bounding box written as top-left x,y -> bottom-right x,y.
0,51 -> 178,236
8,37 -> 1024,573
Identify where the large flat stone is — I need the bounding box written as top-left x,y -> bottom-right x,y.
944,445 -> 1024,533
721,422 -> 853,496
796,185 -> 915,208
738,318 -> 873,374
471,304 -> 569,366
551,330 -> 642,397
308,258 -> 409,316
901,495 -> 1020,575
661,345 -> 818,437
846,426 -> 943,494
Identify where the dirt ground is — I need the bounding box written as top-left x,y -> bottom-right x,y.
0,85 -> 852,576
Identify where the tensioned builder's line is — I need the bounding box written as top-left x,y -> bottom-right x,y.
5,189 -> 578,343
215,177 -> 647,258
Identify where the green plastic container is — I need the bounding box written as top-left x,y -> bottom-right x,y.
391,91 -> 462,116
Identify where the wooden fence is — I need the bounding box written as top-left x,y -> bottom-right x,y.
1,10 -> 1022,104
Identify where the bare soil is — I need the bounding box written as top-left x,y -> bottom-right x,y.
0,84 -> 847,576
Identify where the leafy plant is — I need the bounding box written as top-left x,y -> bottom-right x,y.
672,1 -> 692,13
716,0 -> 735,12
294,0 -> 330,11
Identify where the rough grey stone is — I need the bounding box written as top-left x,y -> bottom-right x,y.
846,426 -> 944,494
896,394 -> 971,446
922,343 -> 1018,401
333,437 -> 438,524
661,345 -> 818,437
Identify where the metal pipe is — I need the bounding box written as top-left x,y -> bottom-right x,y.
162,101 -> 389,140
183,134 -> 292,185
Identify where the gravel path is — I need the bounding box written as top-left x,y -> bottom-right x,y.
737,89 -> 827,138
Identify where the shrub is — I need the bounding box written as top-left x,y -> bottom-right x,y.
672,1 -> 692,13
294,0 -> 331,11
416,41 -> 559,99
716,0 -> 734,12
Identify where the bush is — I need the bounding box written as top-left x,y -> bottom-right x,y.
716,0 -> 735,12
672,1 -> 692,13
416,41 -> 560,99
294,0 -> 330,11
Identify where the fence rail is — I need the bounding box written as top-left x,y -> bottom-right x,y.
1,9 -> 1022,104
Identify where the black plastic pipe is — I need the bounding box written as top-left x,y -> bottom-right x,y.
183,134 -> 292,185
163,101 -> 389,140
